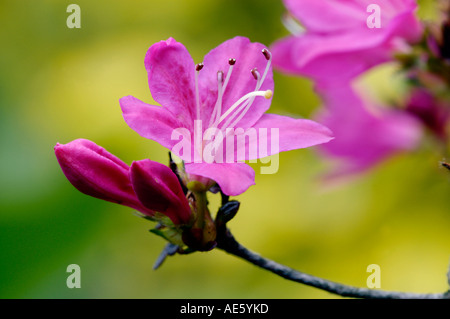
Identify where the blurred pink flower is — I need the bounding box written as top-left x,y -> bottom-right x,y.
270,0 -> 423,83
315,84 -> 422,178
54,139 -> 192,226
406,88 -> 449,142
120,37 -> 333,196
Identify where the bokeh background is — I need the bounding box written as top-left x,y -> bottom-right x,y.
0,0 -> 448,299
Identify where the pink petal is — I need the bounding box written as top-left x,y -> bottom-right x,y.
316,84 -> 422,176
283,0 -> 418,33
130,159 -> 191,225
247,113 -> 334,159
283,0 -> 367,32
199,36 -> 274,129
272,0 -> 422,83
185,162 -> 255,196
120,95 -> 186,151
54,139 -> 154,216
271,31 -> 392,83
269,36 -> 304,76
144,38 -> 196,127
212,114 -> 333,162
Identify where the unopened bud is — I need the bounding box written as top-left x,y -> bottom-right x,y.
216,200 -> 240,226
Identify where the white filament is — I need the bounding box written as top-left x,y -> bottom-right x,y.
208,71 -> 224,128
216,90 -> 271,127
195,69 -> 201,120
221,70 -> 262,129
221,51 -> 272,129
209,64 -> 235,128
201,50 -> 273,132
282,13 -> 305,36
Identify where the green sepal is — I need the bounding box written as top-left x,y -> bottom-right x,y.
150,225 -> 185,247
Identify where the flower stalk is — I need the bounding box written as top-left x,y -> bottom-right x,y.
216,228 -> 450,299
181,188 -> 217,251
152,196 -> 450,299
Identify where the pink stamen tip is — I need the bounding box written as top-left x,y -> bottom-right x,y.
195,63 -> 204,71
228,58 -> 236,65
262,49 -> 271,61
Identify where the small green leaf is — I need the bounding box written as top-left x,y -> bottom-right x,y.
150,225 -> 184,247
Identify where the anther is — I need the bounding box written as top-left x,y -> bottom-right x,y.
228,58 -> 236,65
195,63 -> 203,120
262,49 -> 271,61
217,71 -> 223,85
196,63 -> 204,71
217,70 -> 224,84
251,68 -> 260,80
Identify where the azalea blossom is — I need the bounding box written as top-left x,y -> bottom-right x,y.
54,139 -> 192,226
270,0 -> 423,83
120,36 -> 334,196
315,83 -> 422,178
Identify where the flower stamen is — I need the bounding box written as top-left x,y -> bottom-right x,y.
217,89 -> 272,127
208,70 -> 224,128
195,63 -> 204,120
209,58 -> 236,128
258,49 -> 272,92
207,49 -> 273,130
221,68 -> 262,129
222,58 -> 236,94
282,12 -> 305,36
220,48 -> 272,129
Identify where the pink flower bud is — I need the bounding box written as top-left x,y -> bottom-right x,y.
54,139 -> 155,216
130,159 -> 192,226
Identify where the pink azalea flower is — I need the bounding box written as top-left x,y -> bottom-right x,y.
54,139 -> 192,226
315,84 -> 422,178
120,37 -> 333,196
270,0 -> 423,83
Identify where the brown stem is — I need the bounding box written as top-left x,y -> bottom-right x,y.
216,229 -> 450,299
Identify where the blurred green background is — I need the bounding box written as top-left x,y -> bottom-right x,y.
0,0 -> 448,299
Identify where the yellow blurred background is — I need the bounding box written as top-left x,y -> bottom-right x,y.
0,0 -> 448,298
